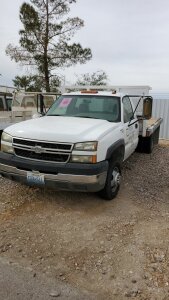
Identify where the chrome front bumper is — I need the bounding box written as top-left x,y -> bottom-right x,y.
0,162 -> 107,192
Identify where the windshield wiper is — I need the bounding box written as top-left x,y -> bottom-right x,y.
47,114 -> 62,116
73,115 -> 100,119
47,114 -> 101,120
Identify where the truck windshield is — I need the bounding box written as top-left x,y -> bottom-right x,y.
47,95 -> 121,122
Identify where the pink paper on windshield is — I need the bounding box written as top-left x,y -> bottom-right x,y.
59,98 -> 72,108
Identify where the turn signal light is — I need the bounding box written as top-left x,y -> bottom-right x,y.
91,155 -> 97,163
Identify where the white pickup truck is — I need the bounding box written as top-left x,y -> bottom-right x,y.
0,86 -> 162,200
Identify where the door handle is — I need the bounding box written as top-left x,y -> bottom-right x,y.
135,123 -> 138,129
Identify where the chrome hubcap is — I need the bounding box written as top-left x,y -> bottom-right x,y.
111,167 -> 121,192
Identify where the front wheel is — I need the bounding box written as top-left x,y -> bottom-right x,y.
98,161 -> 121,200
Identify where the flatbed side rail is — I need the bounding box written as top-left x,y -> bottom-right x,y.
146,118 -> 163,137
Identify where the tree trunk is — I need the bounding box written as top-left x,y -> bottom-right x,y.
44,0 -> 50,93
44,67 -> 50,92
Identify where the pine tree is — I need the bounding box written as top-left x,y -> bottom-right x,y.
76,71 -> 108,86
6,0 -> 92,92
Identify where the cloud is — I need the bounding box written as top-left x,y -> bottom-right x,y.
1,0 -> 169,90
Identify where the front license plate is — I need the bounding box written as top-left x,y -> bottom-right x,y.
27,172 -> 45,185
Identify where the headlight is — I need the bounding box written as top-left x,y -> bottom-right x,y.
74,142 -> 97,151
71,155 -> 97,164
1,132 -> 14,154
1,144 -> 14,154
1,132 -> 12,143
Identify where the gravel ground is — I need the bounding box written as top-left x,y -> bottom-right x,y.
0,143 -> 169,300
123,143 -> 169,203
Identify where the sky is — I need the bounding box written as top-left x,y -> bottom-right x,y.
1,0 -> 169,91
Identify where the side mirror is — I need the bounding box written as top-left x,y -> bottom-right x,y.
143,97 -> 153,119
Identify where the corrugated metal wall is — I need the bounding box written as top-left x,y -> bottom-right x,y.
151,93 -> 169,139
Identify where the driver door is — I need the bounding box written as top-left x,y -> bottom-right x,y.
123,96 -> 138,160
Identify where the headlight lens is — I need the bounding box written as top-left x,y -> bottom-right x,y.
71,155 -> 97,164
1,132 -> 13,143
1,144 -> 14,154
74,142 -> 97,151
1,132 -> 14,154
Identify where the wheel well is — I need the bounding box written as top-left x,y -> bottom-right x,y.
106,141 -> 125,165
110,146 -> 124,165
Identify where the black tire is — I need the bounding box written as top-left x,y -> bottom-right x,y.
98,161 -> 121,200
146,136 -> 154,154
142,136 -> 154,154
137,135 -> 154,154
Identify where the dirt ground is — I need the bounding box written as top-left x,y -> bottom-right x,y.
0,143 -> 169,300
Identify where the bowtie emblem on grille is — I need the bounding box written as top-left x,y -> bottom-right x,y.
32,145 -> 43,154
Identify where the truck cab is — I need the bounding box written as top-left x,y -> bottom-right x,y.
0,94 -> 13,133
0,91 -> 57,138
0,95 -> 12,111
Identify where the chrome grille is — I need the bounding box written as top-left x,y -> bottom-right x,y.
13,138 -> 73,163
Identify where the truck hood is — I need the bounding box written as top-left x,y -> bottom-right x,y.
5,116 -> 119,143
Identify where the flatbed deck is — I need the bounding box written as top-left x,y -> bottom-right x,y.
146,117 -> 163,136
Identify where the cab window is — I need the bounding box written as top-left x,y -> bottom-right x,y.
123,96 -> 134,123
